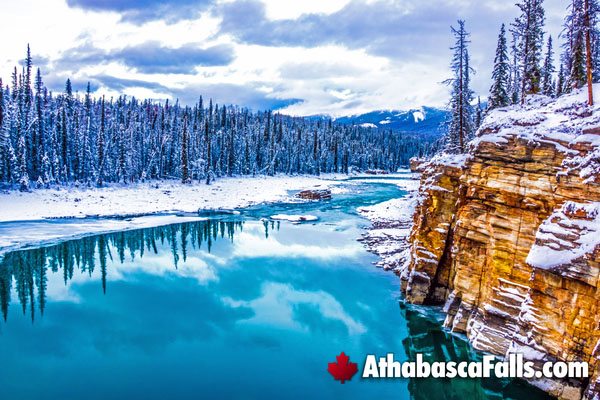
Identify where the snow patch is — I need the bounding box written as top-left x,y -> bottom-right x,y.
359,123 -> 377,128
473,85 -> 600,155
413,111 -> 425,123
526,201 -> 600,270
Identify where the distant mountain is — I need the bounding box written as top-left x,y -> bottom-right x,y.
333,107 -> 448,136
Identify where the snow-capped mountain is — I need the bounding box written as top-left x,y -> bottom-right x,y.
333,107 -> 447,136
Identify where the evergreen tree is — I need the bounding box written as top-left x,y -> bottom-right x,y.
475,97 -> 483,129
97,96 -> 105,187
564,0 -> 588,91
542,35 -> 556,96
562,0 -> 600,95
489,24 -> 511,109
584,0 -> 599,104
205,99 -> 212,184
444,20 -> 475,153
17,135 -> 28,191
556,64 -> 566,96
561,0 -> 599,102
512,0 -> 546,103
509,33 -> 522,104
593,33 -> 600,82
0,78 -> 6,182
181,114 -> 190,184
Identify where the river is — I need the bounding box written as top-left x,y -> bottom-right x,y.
0,178 -> 551,399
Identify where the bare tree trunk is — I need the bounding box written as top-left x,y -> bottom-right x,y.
585,0 -> 594,105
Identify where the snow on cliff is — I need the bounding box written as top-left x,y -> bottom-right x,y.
473,85 -> 600,153
527,201 -> 600,271
474,86 -> 600,273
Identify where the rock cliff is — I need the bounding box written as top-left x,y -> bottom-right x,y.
400,88 -> 600,399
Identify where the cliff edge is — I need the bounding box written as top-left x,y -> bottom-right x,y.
401,86 -> 600,399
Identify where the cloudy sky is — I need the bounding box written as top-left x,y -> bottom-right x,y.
1,0 -> 567,116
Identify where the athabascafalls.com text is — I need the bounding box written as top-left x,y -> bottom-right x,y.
362,353 -> 588,379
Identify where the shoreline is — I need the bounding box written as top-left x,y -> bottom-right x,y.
0,172 -> 414,255
0,174 -> 347,223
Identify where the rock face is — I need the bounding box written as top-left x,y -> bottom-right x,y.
296,188 -> 332,200
409,157 -> 428,172
401,89 -> 600,399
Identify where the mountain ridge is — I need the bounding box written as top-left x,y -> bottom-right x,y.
307,107 -> 448,137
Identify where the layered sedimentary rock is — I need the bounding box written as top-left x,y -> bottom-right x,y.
400,89 -> 600,399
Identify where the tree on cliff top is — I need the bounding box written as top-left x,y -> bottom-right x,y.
542,35 -> 556,96
444,20 -> 475,154
489,24 -> 511,110
512,0 -> 546,103
564,0 -> 589,91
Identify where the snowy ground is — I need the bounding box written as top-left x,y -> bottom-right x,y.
357,175 -> 419,272
0,174 -> 347,223
0,172 -> 419,254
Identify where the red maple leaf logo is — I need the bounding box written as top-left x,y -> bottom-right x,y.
328,352 -> 358,384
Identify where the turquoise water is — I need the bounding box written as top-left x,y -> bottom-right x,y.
0,181 -> 551,399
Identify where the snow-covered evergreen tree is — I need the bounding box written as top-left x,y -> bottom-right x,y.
564,0 -> 589,91
509,33 -> 522,104
97,96 -> 105,187
512,0 -> 546,102
475,97 -> 483,129
489,24 -> 511,109
181,114 -> 190,184
17,135 -> 29,191
444,20 -> 475,154
557,63 -> 566,96
542,35 -> 556,96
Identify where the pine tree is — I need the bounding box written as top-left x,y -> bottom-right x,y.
542,35 -> 556,96
34,68 -> 46,181
24,45 -> 32,108
17,135 -> 29,191
475,97 -> 483,129
181,114 -> 190,184
97,96 -> 105,187
584,0 -> 599,104
509,33 -> 521,104
489,24 -> 511,109
205,99 -> 212,184
228,108 -> 234,177
563,0 -> 588,90
0,78 -> 6,182
512,0 -> 546,103
444,20 -> 475,154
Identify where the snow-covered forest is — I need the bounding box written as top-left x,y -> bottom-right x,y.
0,50 -> 437,191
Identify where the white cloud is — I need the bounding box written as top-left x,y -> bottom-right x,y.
222,281 -> 367,334
0,0 -> 570,116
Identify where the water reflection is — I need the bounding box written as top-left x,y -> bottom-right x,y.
401,304 -> 551,400
0,220 -> 247,323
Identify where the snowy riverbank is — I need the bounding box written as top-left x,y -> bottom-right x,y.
357,176 -> 419,272
0,174 -> 347,223
0,171 -> 418,255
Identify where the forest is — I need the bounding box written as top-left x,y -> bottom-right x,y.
0,52 -> 438,191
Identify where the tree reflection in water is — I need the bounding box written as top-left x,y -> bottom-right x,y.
0,219 -> 256,323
